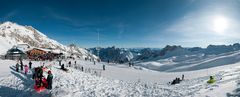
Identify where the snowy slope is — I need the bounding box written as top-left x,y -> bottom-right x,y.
0,21 -> 97,59
135,50 -> 240,72
0,59 -> 240,97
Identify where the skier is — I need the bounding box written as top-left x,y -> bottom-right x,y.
47,70 -> 53,89
29,61 -> 32,69
103,64 -> 105,71
129,62 -> 131,67
16,63 -> 19,72
94,61 -> 96,65
74,61 -> 76,65
24,65 -> 29,74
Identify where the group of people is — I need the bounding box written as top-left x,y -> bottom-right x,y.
128,62 -> 134,67
170,74 -> 217,85
32,66 -> 53,90
15,60 -> 53,90
171,74 -> 184,85
15,61 -> 32,75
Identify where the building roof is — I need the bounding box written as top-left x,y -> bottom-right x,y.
7,47 -> 25,54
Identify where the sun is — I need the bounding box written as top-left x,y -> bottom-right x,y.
212,16 -> 228,34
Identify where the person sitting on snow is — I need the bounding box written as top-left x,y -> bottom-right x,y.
24,65 -> 29,74
47,70 -> 53,89
35,77 -> 41,88
61,64 -> 65,69
207,76 -> 216,84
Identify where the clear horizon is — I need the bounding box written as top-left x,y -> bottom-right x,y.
1,0 -> 240,48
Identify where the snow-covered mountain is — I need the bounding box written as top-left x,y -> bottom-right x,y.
0,21 -> 97,59
89,46 -> 135,63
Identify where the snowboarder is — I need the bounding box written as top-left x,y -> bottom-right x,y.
103,64 -> 105,71
47,70 -> 53,89
16,63 -> 19,72
29,61 -> 32,69
207,76 -> 216,84
24,65 -> 29,74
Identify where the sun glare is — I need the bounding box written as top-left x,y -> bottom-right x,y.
213,16 -> 228,34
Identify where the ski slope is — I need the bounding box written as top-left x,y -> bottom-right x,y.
0,59 -> 240,97
136,50 -> 240,72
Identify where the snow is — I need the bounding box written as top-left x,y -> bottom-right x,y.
134,50 -> 240,72
0,58 -> 240,97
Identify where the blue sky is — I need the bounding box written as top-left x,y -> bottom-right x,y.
1,0 -> 240,48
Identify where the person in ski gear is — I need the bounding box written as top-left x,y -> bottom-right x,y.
171,77 -> 181,85
81,66 -> 84,72
47,70 -> 53,89
16,63 -> 19,72
29,61 -> 32,69
59,60 -> 62,66
32,68 -> 38,79
37,67 -> 43,86
182,74 -> 185,81
68,61 -> 71,67
61,64 -> 65,69
24,65 -> 29,74
207,76 -> 216,84
20,59 -> 23,71
103,64 -> 105,71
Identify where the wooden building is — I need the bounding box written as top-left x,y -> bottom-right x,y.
27,48 -> 62,60
5,47 -> 27,60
